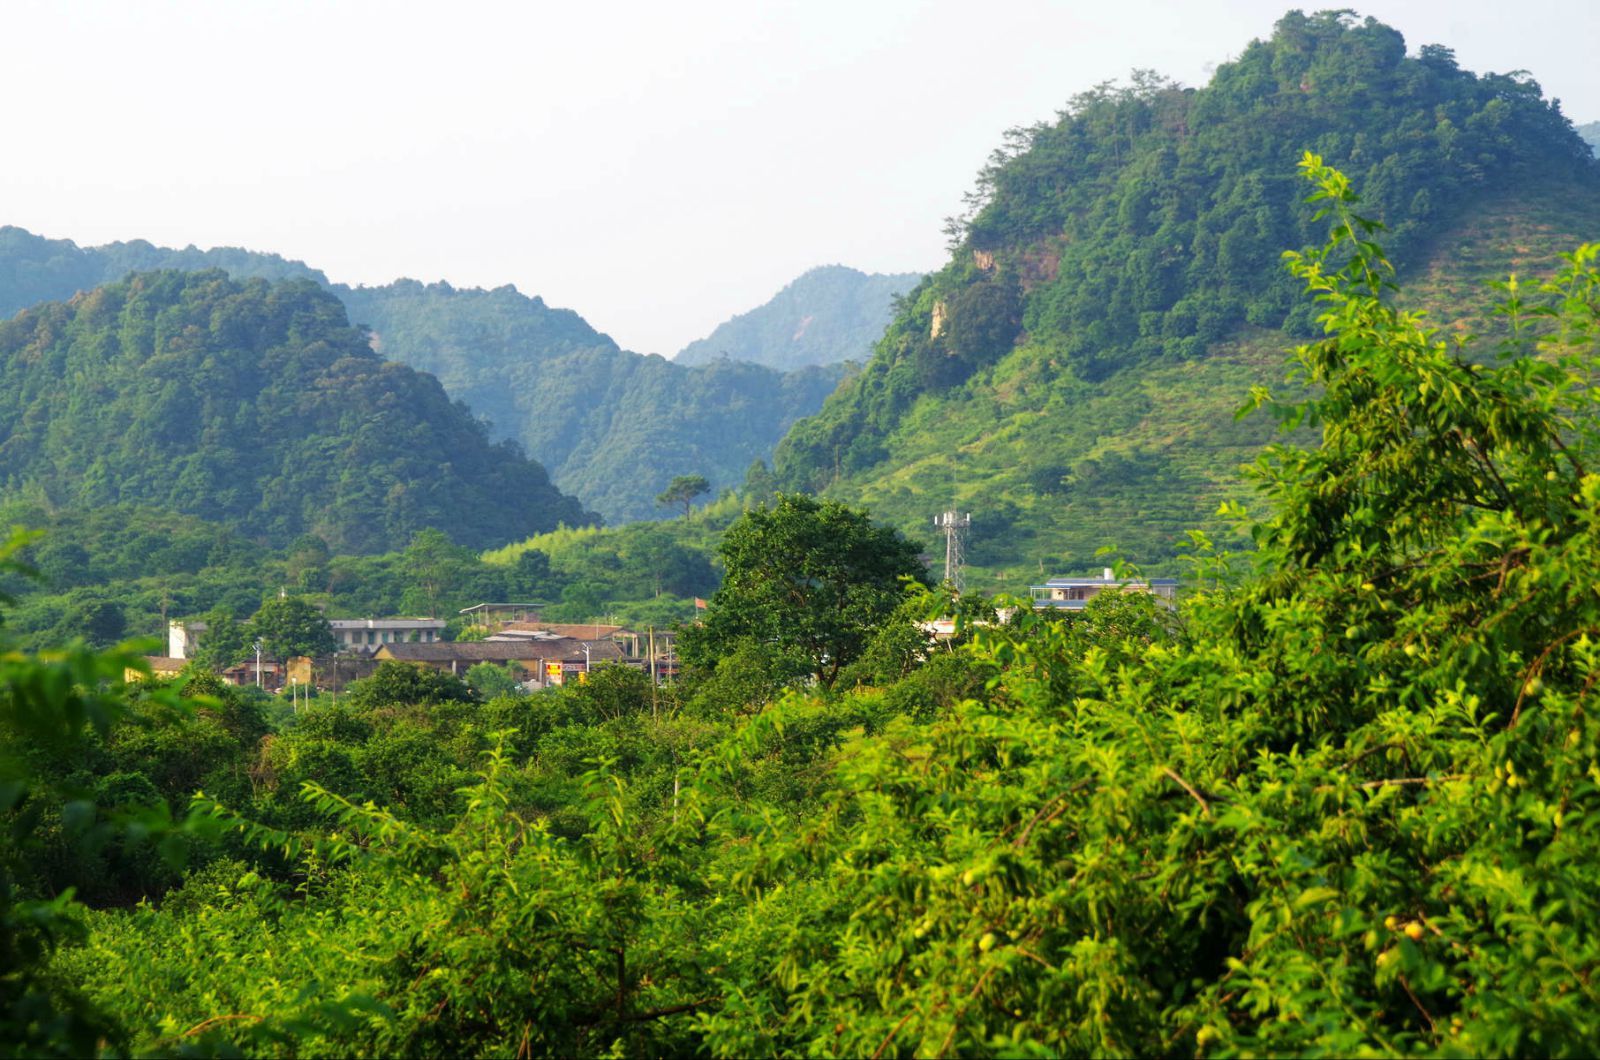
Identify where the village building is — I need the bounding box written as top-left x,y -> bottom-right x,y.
220,657 -> 284,690
169,616 -> 445,659
126,656 -> 188,683
495,621 -> 625,641
287,653 -> 380,693
1029,569 -> 1178,611
375,636 -> 626,688
456,602 -> 547,631
328,618 -> 446,654
495,623 -> 680,681
457,606 -> 681,683
167,620 -> 207,660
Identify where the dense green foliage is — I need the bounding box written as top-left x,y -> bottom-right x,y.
675,264 -> 923,370
0,270 -> 592,552
771,12 -> 1600,579
12,172 -> 1600,1055
681,493 -> 930,686
0,526 -> 211,1056
689,162 -> 1600,1056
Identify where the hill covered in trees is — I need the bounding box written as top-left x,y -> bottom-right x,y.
0,270 -> 592,552
674,264 -> 923,370
338,280 -> 845,523
1580,120 -> 1600,155
770,11 -> 1600,579
0,230 -> 850,524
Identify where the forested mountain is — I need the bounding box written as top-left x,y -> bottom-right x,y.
771,11 -> 1600,578
1580,120 -> 1600,155
0,270 -> 592,552
338,281 -> 845,523
674,265 -> 922,370
0,232 -> 848,524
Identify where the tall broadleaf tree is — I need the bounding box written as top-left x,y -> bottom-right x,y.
681,494 -> 928,687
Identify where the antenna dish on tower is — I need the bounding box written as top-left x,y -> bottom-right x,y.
933,509 -> 972,592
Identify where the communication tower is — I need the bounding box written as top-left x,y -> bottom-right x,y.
933,510 -> 972,592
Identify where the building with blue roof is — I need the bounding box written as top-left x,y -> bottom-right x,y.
1029,568 -> 1178,611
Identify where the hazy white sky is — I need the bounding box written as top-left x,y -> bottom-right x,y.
3,0 -> 1596,355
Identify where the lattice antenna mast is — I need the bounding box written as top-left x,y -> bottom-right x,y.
933,510 -> 972,592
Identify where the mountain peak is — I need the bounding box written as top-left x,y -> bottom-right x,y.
675,265 -> 924,371
0,270 -> 593,551
770,13 -> 1600,581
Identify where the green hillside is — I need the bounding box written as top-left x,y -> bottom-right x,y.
675,264 -> 923,370
0,232 -> 849,524
771,11 -> 1600,581
338,281 -> 845,523
1579,120 -> 1599,155
0,270 -> 592,552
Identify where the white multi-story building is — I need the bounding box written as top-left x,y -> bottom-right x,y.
169,620 -> 207,659
329,618 -> 446,654
169,617 -> 446,658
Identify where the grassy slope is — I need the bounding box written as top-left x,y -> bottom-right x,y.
1397,177 -> 1600,331
820,330 -> 1282,582
819,179 -> 1600,588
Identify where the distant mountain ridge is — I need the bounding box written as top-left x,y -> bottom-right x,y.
0,226 -> 327,319
675,265 -> 923,371
0,228 -> 847,523
1581,121 -> 1600,156
0,270 -> 593,552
